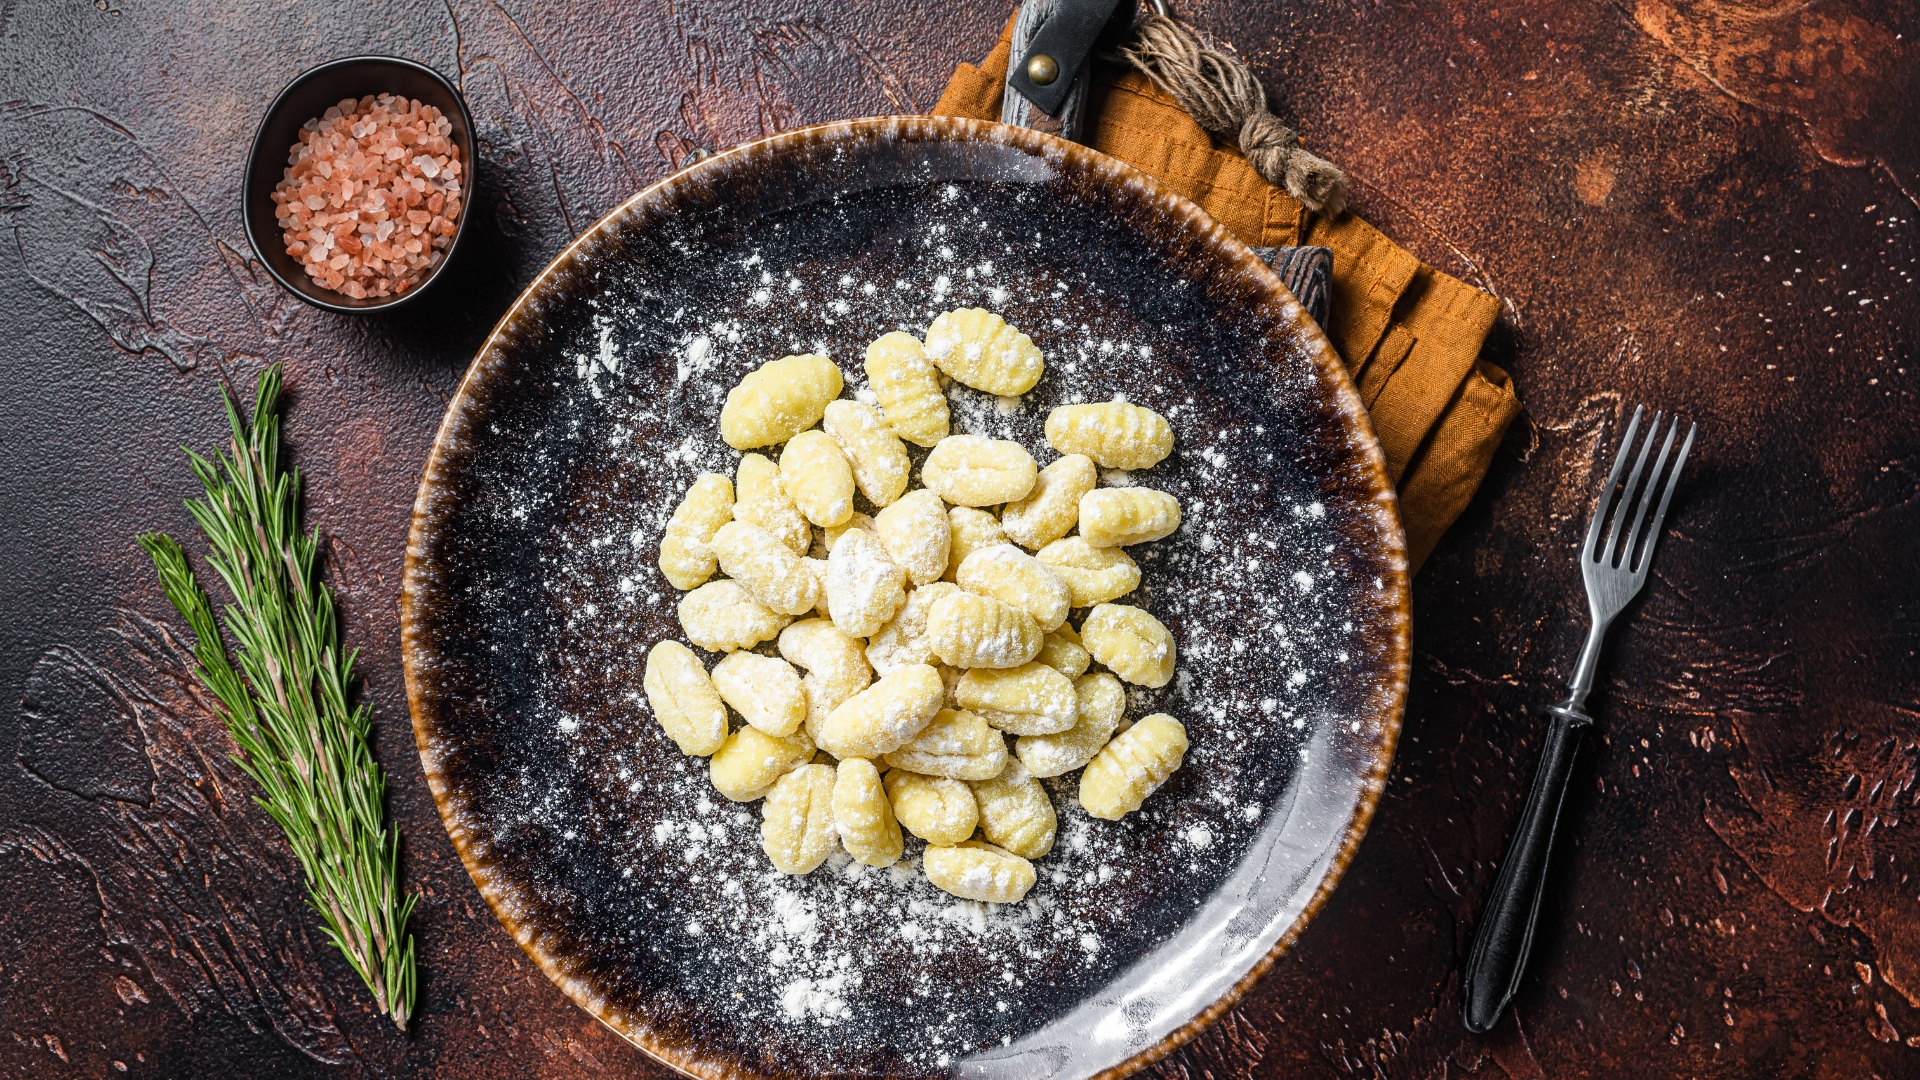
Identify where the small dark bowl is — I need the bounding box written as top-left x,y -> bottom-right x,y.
243,56 -> 476,314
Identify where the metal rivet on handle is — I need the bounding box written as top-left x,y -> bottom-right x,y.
1026,53 -> 1059,85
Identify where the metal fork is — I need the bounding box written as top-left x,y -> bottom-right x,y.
1461,405 -> 1697,1034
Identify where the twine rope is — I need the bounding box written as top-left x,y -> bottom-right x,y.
1114,14 -> 1348,216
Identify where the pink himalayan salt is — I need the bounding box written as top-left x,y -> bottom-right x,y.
270,93 -> 465,300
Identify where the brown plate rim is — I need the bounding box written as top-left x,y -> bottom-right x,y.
400,114 -> 1411,1080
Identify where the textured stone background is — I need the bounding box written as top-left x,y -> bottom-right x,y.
1,0 -> 1915,1076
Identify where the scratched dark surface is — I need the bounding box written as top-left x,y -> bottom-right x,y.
0,0 -> 1915,1076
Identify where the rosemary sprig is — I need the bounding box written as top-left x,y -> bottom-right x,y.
139,365 -> 418,1030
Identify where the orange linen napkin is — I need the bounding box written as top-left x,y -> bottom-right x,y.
934,18 -> 1520,572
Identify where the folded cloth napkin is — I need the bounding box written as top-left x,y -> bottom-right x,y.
934,16 -> 1520,572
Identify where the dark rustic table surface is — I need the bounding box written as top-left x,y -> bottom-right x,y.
3,0 -> 1916,1077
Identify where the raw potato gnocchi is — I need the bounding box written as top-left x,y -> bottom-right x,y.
882,707 -> 1007,780
1036,536 -> 1141,606
1079,488 -> 1182,547
1017,671 -> 1125,778
1045,401 -> 1175,470
826,528 -> 909,638
720,353 -> 843,449
971,760 -> 1057,858
679,581 -> 791,653
924,308 -> 1045,396
817,663 -> 944,760
955,543 -> 1072,632
872,490 -> 950,586
823,400 -> 910,507
954,661 -> 1078,736
1080,603 -> 1177,688
921,435 -> 1037,507
778,619 -> 871,737
863,331 -> 948,446
884,771 -> 978,846
1001,454 -> 1095,549
942,507 -> 1008,583
734,453 -> 810,556
780,430 -> 857,527
1079,713 -> 1188,820
710,650 -> 806,737
658,473 -> 732,590
642,641 -> 727,755
922,840 -> 1036,903
647,309 -> 1209,893
1035,625 -> 1091,678
926,591 -> 1042,670
711,724 -> 815,802
833,758 -> 903,867
761,763 -> 837,874
709,520 -> 820,616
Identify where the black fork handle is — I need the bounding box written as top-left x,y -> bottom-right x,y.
1461,704 -> 1592,1033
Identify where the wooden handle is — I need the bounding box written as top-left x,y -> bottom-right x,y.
1460,705 -> 1590,1033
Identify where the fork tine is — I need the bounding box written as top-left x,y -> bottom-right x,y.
1585,405 -> 1644,561
1631,420 -> 1696,574
1603,410 -> 1662,567
1623,417 -> 1679,573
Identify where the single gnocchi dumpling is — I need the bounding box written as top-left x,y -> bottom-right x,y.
922,840 -> 1036,903
924,308 -> 1044,396
954,661 -> 1078,735
709,520 -> 821,616
734,453 -> 810,556
1079,488 -> 1182,547
658,472 -> 733,590
710,650 -> 806,737
1036,536 -> 1141,606
872,490 -> 950,586
832,758 -> 903,867
884,771 -> 979,846
823,400 -> 910,507
1001,454 -> 1095,550
642,641 -> 727,755
1035,625 -> 1091,678
1080,603 -> 1176,687
678,580 -> 792,653
826,528 -> 909,639
955,543 -> 1073,632
778,618 -> 872,738
761,763 -> 837,874
926,591 -> 1042,669
1044,401 -> 1175,470
865,582 -> 961,675
970,760 -> 1057,858
942,507 -> 1009,583
818,663 -> 944,759
1017,671 -> 1125,777
881,708 -> 1008,780
719,353 -> 843,450
1079,713 -> 1187,820
921,435 -> 1037,507
780,430 -> 856,528
710,724 -> 815,801
863,331 -> 949,447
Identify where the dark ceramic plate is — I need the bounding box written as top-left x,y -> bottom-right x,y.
402,116 -> 1409,1080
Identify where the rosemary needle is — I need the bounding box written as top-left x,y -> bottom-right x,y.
139,365 -> 418,1030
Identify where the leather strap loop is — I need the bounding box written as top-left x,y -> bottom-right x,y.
1006,0 -> 1130,116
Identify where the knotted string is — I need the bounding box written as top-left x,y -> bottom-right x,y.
1115,14 -> 1348,216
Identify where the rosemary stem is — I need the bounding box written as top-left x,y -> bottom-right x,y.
139,364 -> 418,1031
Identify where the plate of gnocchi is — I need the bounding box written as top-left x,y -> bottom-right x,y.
403,116 -> 1409,1079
